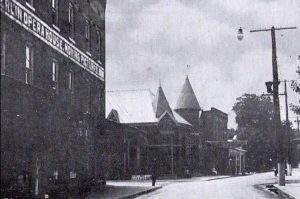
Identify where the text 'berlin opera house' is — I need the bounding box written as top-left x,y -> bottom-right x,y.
1,0 -> 106,197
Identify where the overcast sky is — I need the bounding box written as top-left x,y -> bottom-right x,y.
105,0 -> 300,129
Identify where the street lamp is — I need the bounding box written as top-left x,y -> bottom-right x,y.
237,26 -> 297,186
237,27 -> 243,41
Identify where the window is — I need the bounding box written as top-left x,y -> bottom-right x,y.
1,32 -> 6,75
70,171 -> 76,179
85,19 -> 91,52
69,2 -> 75,39
85,20 -> 90,40
98,88 -> 102,110
68,70 -> 74,91
96,30 -> 101,60
25,44 -> 34,84
52,0 -> 59,27
52,60 -> 58,90
87,83 -> 91,113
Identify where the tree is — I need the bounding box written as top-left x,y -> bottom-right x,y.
290,66 -> 300,114
233,94 -> 276,172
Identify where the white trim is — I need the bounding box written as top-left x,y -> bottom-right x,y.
52,24 -> 60,32
69,37 -> 76,44
97,60 -> 102,65
0,0 -> 104,81
25,2 -> 35,12
86,51 -> 91,57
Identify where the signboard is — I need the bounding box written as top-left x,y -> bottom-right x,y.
131,175 -> 151,180
0,0 -> 104,81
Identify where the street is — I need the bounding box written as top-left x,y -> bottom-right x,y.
138,172 -> 280,199
1,1 -> 299,198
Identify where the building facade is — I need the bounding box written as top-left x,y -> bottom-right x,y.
105,76 -> 247,178
1,0 -> 105,197
106,86 -> 196,178
200,108 -> 247,175
200,108 -> 228,142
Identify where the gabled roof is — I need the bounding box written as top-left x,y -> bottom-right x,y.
157,111 -> 177,125
106,89 -> 157,123
175,76 -> 201,110
106,89 -> 191,126
152,86 -> 173,118
107,109 -> 120,123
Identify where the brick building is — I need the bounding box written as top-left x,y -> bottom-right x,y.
200,108 -> 247,175
106,76 -> 246,177
1,0 -> 106,197
106,85 -> 196,178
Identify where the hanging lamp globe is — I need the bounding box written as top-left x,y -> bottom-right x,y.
237,27 -> 244,40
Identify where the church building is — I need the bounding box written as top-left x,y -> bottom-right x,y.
106,76 -> 246,178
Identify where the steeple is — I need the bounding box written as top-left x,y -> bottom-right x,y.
152,84 -> 173,118
174,76 -> 200,127
175,76 -> 200,111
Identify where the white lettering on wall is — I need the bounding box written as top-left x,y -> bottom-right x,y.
0,0 -> 104,81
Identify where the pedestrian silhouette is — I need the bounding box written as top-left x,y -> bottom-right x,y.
151,158 -> 158,186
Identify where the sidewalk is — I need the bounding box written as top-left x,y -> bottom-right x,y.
107,175 -> 231,188
273,168 -> 300,199
86,185 -> 161,199
85,175 -> 231,199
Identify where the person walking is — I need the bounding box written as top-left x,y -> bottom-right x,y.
151,158 -> 158,186
151,174 -> 156,186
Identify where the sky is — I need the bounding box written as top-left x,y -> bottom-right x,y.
105,0 -> 300,129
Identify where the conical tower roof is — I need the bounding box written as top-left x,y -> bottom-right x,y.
152,85 -> 173,118
175,76 -> 201,110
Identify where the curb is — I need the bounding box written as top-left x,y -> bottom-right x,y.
274,186 -> 296,199
205,175 -> 248,181
119,186 -> 162,199
256,183 -> 296,199
205,176 -> 232,181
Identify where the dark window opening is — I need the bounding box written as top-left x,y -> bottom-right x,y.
52,59 -> 58,91
25,44 -> 34,84
1,32 -> 6,75
52,0 -> 59,27
69,2 -> 75,39
85,19 -> 91,52
68,70 -> 74,91
96,30 -> 101,61
87,83 -> 91,113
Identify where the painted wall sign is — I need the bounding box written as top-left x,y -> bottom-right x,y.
0,0 -> 104,81
131,175 -> 151,180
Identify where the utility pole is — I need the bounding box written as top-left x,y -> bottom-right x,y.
263,80 -> 294,176
284,80 -> 292,176
250,26 -> 297,186
284,80 -> 289,125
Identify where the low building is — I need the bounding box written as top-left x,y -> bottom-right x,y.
106,86 -> 197,178
200,108 -> 229,174
105,76 -> 247,178
100,119 -> 148,180
200,108 -> 247,175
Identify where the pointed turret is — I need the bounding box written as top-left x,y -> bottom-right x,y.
152,85 -> 173,118
174,76 -> 201,127
175,76 -> 200,110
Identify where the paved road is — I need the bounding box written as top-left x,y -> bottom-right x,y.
138,172 -> 279,199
